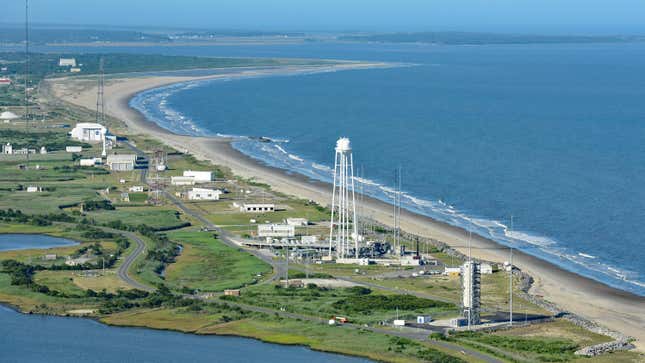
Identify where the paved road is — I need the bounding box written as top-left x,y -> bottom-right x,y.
116,231 -> 155,292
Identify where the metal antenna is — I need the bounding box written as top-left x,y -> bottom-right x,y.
24,0 -> 29,129
96,57 -> 105,124
509,215 -> 514,326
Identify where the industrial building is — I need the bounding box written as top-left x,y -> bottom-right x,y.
462,261 -> 482,326
65,146 -> 83,153
241,203 -> 275,213
58,58 -> 77,67
183,170 -> 213,183
258,224 -> 295,238
106,154 -> 137,171
70,123 -> 107,143
79,158 -> 101,166
187,187 -> 221,201
171,176 -> 195,186
286,218 -> 308,226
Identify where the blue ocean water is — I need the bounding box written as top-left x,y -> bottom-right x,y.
127,42 -> 645,296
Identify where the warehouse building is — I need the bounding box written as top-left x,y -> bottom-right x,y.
183,170 -> 213,183
70,123 -> 107,143
106,154 -> 137,171
187,188 -> 222,200
241,203 -> 275,213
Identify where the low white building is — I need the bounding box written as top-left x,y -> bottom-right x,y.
66,146 -> 83,153
2,143 -> 12,154
171,176 -> 195,186
183,170 -> 213,183
393,320 -> 406,327
70,123 -> 107,143
0,111 -> 19,122
106,154 -> 137,171
79,158 -> 101,166
444,267 -> 462,276
40,146 -> 47,154
241,203 -> 275,213
481,263 -> 497,274
59,58 -> 77,67
416,315 -> 432,324
257,224 -> 295,238
286,218 -> 308,226
301,235 -> 318,244
187,187 -> 221,201
129,186 -> 145,193
26,186 -> 41,193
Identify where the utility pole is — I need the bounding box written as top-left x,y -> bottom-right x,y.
509,215 -> 514,326
24,0 -> 29,129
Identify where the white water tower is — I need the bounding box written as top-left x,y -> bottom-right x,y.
329,137 -> 359,259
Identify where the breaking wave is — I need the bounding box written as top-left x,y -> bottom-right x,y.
129,73 -> 644,296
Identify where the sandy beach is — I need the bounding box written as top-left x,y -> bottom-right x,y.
47,63 -> 645,350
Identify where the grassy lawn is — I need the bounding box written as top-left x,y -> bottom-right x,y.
164,230 -> 271,291
85,207 -> 186,230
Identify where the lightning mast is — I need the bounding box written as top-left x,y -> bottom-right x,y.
96,57 -> 107,157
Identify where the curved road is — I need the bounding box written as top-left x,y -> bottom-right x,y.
116,231 -> 154,292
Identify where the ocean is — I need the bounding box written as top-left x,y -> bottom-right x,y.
127,42 -> 645,296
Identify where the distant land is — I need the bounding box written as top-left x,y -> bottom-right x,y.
4,25 -> 645,46
338,31 -> 645,45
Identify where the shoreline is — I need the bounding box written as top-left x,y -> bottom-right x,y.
47,64 -> 645,350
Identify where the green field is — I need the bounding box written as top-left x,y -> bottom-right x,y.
164,230 -> 271,291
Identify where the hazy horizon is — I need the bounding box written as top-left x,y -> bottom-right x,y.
2,0 -> 645,35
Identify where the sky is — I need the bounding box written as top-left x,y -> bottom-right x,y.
2,0 -> 645,34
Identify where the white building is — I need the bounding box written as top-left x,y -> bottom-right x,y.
257,224 -> 295,238
106,154 -> 137,171
241,203 -> 275,213
183,170 -> 213,183
40,146 -> 47,154
129,186 -> 145,193
70,123 -> 107,143
70,67 -> 81,73
480,263 -> 496,274
444,267 -> 462,276
187,187 -> 221,201
416,316 -> 432,324
0,111 -> 19,121
301,235 -> 318,244
2,143 -> 12,155
26,186 -> 41,193
286,218 -> 308,226
66,146 -> 83,153
79,158 -> 101,166
171,176 -> 196,186
59,58 -> 76,67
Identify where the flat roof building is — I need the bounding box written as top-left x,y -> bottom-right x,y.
241,203 -> 275,213
106,154 -> 137,171
171,176 -> 196,186
286,218 -> 308,226
258,224 -> 295,238
59,58 -> 76,67
65,146 -> 83,153
183,170 -> 213,183
187,187 -> 221,201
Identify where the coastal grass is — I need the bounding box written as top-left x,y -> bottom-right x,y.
228,283 -> 458,325
207,317 -> 473,363
354,272 -> 549,316
164,230 -> 271,291
72,271 -> 133,293
495,319 -> 612,347
34,270 -> 87,296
